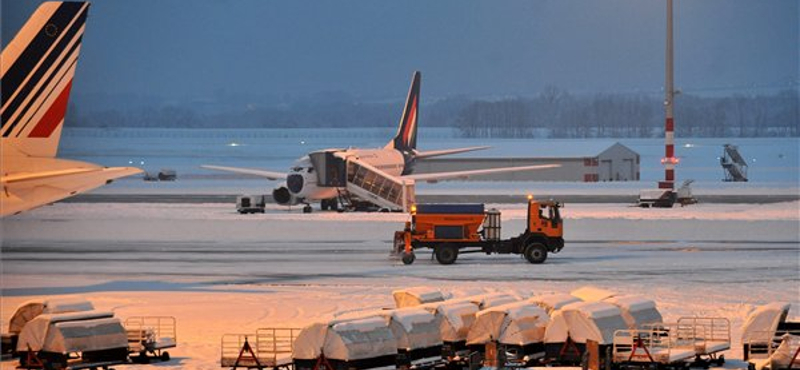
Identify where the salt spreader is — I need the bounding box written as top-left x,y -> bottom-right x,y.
393,196 -> 564,265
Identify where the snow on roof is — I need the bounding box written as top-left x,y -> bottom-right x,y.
570,286 -> 617,302
17,313 -> 125,353
742,302 -> 791,342
392,287 -> 447,308
9,297 -> 95,334
325,316 -> 397,361
544,301 -> 627,345
420,301 -> 479,343
468,301 -> 549,346
604,295 -> 662,329
453,293 -> 518,310
528,293 -> 582,314
379,308 -> 441,351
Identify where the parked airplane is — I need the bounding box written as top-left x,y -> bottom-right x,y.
203,71 -> 558,213
1,1 -> 141,217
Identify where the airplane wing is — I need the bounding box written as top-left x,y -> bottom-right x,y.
201,165 -> 287,180
402,164 -> 560,183
413,146 -> 490,160
1,163 -> 142,217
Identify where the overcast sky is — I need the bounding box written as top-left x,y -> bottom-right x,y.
3,0 -> 798,102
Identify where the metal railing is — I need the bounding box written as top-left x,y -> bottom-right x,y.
124,316 -> 177,346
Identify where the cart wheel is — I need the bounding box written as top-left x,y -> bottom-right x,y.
160,351 -> 171,362
717,355 -> 724,365
524,243 -> 548,264
435,244 -> 459,265
402,252 -> 416,265
137,352 -> 150,364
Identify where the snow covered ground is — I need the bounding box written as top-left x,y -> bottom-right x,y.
1,201 -> 798,369
1,129 -> 797,369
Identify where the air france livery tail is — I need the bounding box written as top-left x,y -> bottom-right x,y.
1,2 -> 141,217
1,1 -> 88,158
387,71 -> 420,153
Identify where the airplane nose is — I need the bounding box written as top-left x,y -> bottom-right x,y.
287,174 -> 304,193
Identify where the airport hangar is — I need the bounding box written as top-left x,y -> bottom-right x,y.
415,142 -> 640,182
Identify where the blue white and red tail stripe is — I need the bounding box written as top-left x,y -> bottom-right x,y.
388,71 -> 420,152
1,1 -> 88,158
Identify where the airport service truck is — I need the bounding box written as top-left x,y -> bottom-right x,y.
393,197 -> 564,265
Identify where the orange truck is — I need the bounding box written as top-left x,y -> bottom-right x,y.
393,197 -> 564,265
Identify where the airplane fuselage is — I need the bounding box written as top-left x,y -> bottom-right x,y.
272,147 -> 409,206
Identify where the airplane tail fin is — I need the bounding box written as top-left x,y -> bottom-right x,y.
1,1 -> 89,158
387,71 -> 420,152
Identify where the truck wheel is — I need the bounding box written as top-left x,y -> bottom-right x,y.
524,243 -> 548,264
402,252 -> 416,265
435,244 -> 459,265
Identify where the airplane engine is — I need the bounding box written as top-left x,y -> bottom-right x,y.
272,186 -> 300,205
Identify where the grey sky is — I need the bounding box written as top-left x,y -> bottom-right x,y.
3,0 -> 798,102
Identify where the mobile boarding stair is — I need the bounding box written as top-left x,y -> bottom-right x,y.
221,328 -> 300,370
344,159 -> 415,212
125,316 -> 177,363
721,144 -> 748,182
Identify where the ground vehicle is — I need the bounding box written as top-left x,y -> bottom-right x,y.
393,197 -> 564,265
237,195 -> 266,214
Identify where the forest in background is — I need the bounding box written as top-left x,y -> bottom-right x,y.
67,87 -> 798,138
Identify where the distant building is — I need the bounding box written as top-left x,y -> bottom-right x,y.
415,142 -> 639,182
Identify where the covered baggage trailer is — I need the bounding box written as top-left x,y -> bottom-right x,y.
293,316 -> 397,370
16,311 -> 129,369
570,286 -> 617,303
3,298 -> 94,357
543,301 -> 629,365
392,287 -> 447,309
746,333 -> 800,370
743,303 -> 800,361
125,316 -> 177,363
419,301 -> 479,360
527,293 -> 581,314
466,301 -> 550,366
377,308 -> 443,366
454,293 -> 518,311
604,295 -> 663,330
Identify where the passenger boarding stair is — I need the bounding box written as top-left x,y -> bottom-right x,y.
344,158 -> 415,211
721,144 -> 748,182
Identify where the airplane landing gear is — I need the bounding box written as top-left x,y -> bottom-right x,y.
303,204 -> 313,213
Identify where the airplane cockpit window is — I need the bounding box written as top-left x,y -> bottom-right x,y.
307,168 -> 314,173
291,167 -> 303,172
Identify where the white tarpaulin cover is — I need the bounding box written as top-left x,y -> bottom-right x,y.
571,287 -> 616,302
420,301 -> 479,343
378,308 -> 442,351
763,334 -> 800,370
544,301 -> 628,345
393,287 -> 448,308
9,297 -> 94,334
16,311 -> 125,353
293,317 -> 397,361
604,295 -> 663,329
528,294 -> 582,314
456,293 -> 518,310
467,301 -> 549,346
742,302 -> 791,343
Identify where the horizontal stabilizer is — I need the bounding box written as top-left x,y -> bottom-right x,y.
403,164 -> 560,183
413,146 -> 490,160
201,165 -> 287,180
1,165 -> 141,216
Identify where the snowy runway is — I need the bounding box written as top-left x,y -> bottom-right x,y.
1,201 -> 798,369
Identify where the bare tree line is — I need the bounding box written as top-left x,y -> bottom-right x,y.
67,87 -> 798,138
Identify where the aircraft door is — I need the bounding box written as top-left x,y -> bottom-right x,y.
309,151 -> 347,187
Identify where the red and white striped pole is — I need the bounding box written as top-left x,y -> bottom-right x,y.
659,0 -> 677,190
